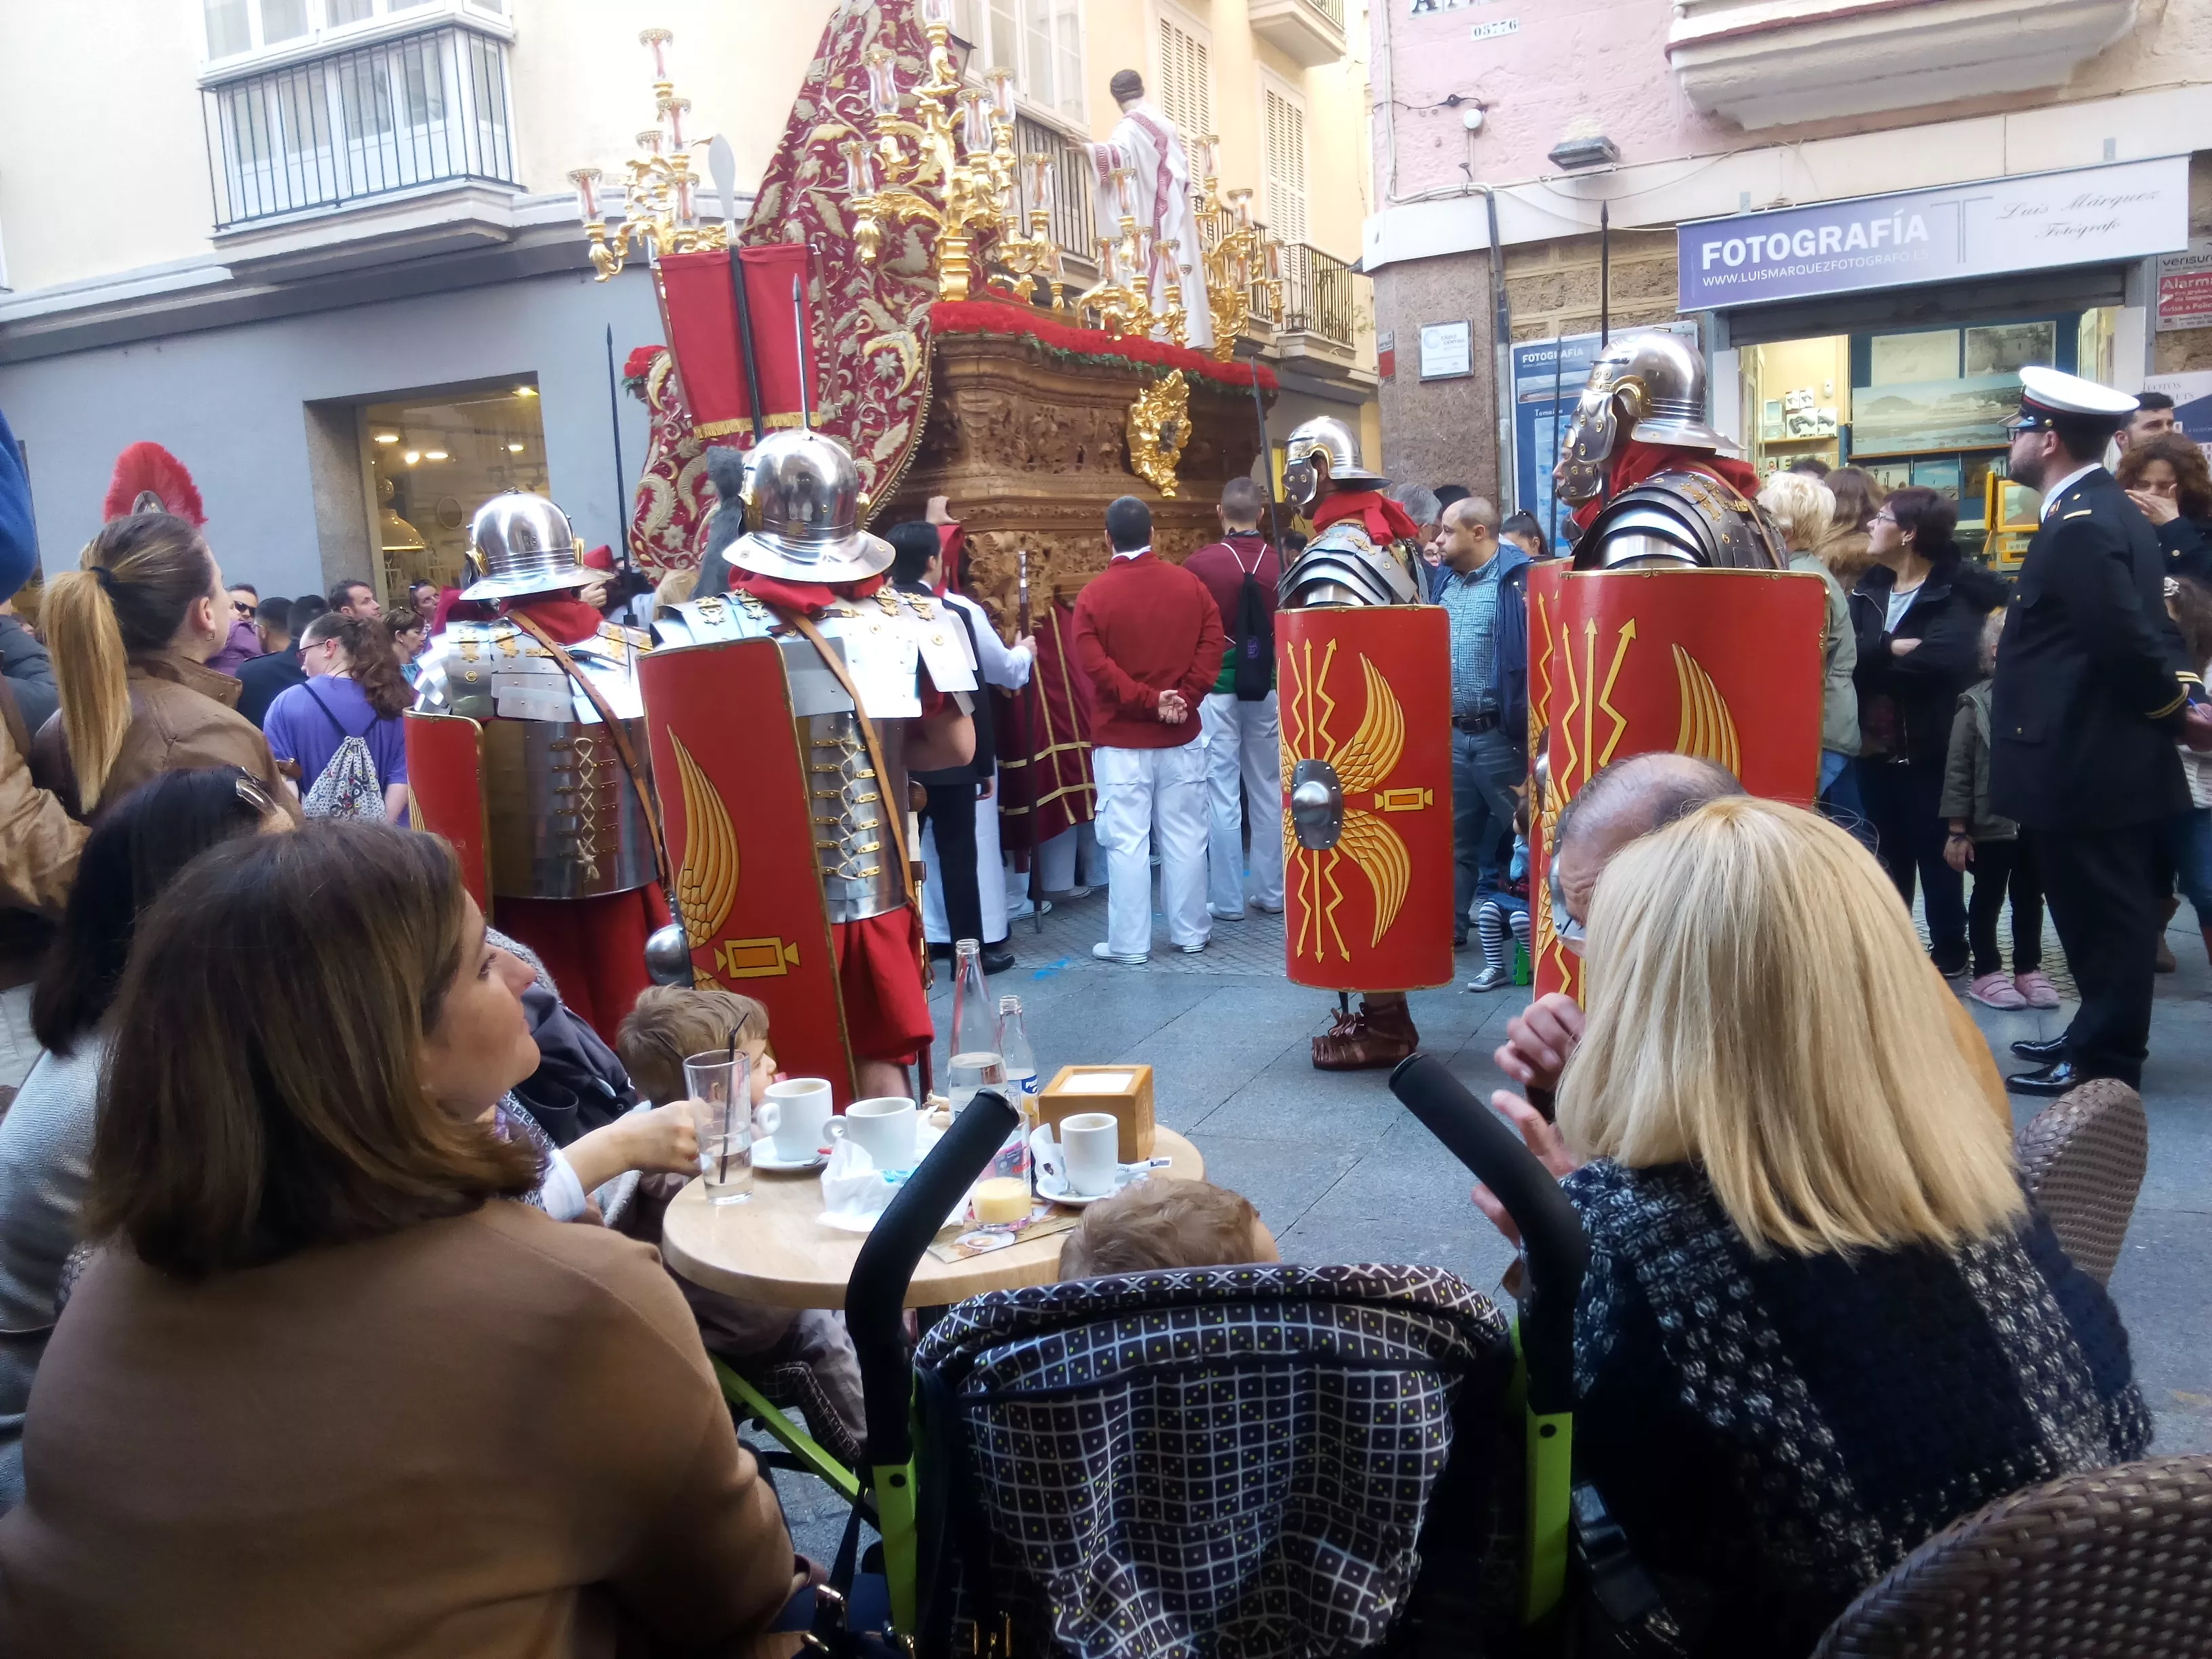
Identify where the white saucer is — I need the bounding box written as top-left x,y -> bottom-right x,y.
1038,1181 -> 1115,1208
754,1145 -> 829,1173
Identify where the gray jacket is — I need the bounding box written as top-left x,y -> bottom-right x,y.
1790,553 -> 1860,758
0,616 -> 56,737
1940,680 -> 2018,842
0,1037 -> 104,1512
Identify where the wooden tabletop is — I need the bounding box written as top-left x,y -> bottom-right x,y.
661,1126 -> 1205,1311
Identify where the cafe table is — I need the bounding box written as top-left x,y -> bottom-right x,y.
661,1126 -> 1205,1310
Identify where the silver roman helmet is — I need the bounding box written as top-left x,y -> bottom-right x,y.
459,491 -> 596,600
1281,415 -> 1387,512
726,429 -> 891,584
1553,332 -> 1733,506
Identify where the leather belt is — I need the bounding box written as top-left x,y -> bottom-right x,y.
1452,712 -> 1502,734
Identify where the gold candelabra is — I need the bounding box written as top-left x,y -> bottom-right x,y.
569,29 -> 727,281
843,0 -> 1046,304
1187,136 -> 1285,362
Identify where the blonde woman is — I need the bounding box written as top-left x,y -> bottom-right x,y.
1758,471 -> 1859,810
1476,798 -> 2146,1656
41,514 -> 291,817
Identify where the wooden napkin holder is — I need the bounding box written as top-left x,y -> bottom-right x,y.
1038,1065 -> 1155,1162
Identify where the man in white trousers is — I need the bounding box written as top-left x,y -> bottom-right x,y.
1071,496 -> 1227,964
1183,476 -> 1285,919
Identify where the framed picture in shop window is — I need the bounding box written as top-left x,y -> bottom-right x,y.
1867,461 -> 1912,493
1965,322 -> 2055,377
1960,454 -> 2001,523
1910,456 -> 1963,508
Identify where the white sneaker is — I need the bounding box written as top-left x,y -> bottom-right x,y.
1251,898 -> 1284,914
1006,897 -> 1053,920
1092,942 -> 1149,965
1180,939 -> 1209,954
1208,905 -> 1246,921
1065,885 -> 1094,900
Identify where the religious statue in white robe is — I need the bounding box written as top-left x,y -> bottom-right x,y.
1086,78 -> 1214,352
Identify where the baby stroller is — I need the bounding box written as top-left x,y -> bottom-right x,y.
768,1061 -> 1614,1658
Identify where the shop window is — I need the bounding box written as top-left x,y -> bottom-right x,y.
359,380 -> 548,605
1738,308 -> 2116,558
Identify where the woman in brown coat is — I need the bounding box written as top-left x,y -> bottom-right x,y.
0,823 -> 799,1656
39,512 -> 289,817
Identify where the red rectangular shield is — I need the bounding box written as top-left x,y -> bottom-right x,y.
637,638 -> 857,1103
1528,566 -> 1827,998
405,712 -> 491,910
1277,605 -> 1455,993
655,243 -> 814,444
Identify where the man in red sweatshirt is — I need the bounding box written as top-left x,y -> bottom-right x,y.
1073,496 -> 1227,964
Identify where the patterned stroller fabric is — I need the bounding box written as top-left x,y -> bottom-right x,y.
914,1263 -> 1513,1658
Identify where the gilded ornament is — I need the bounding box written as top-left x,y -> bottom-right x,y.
1125,371 -> 1191,497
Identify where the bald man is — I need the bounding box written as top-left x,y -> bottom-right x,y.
1500,752 -> 2009,1124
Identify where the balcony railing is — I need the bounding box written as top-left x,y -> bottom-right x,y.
1277,243 -> 1357,350
1014,112 -> 1099,274
202,24 -> 517,231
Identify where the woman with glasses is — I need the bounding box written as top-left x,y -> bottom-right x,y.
1847,487 -> 2007,978
1477,798 -> 2146,1657
0,766 -> 287,1510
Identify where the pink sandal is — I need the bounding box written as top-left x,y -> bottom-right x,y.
2013,970 -> 2062,1010
1969,971 -> 2028,1010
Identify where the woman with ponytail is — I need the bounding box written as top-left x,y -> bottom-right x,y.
260,611 -> 411,820
40,514 -> 290,819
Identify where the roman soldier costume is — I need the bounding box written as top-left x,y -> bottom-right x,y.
1528,331 -> 1825,999
407,490 -> 668,1041
642,428 -> 978,1104
1275,417 -> 1456,1071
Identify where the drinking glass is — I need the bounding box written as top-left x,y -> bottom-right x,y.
684,1048 -> 754,1204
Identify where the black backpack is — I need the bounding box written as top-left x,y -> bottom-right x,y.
1225,537 -> 1273,702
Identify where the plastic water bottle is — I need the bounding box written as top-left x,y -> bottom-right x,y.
998,996 -> 1039,1101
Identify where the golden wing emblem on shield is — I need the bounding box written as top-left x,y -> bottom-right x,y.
1284,646 -> 1429,958
1672,644 -> 1742,777
667,730 -> 739,943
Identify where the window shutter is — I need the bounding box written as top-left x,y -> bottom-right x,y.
1264,85 -> 1307,247
1155,14 -> 1212,145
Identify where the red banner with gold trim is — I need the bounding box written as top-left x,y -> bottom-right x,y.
637,639 -> 857,1103
1528,566 -> 1826,999
1277,605 -> 1455,993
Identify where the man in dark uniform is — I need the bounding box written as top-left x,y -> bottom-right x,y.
1992,367 -> 2212,1095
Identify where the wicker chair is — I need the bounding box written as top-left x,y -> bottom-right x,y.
1812,1454 -> 2212,1657
2013,1078 -> 2148,1286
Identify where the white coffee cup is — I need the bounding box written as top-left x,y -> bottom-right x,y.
766,1077 -> 834,1162
1061,1112 -> 1121,1197
828,1096 -> 918,1170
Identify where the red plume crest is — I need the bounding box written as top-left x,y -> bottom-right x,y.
102,443 -> 205,528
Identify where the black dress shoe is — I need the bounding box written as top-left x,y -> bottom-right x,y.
2007,1060 -> 2087,1097
981,946 -> 1017,976
2010,1034 -> 2068,1063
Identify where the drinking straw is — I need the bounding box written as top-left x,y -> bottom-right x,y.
720,1031 -> 739,1187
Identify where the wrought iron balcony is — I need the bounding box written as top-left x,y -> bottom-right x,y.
1277,243 -> 1358,350
1013,112 -> 1101,280
202,23 -> 518,231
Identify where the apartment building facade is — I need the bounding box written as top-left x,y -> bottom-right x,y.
1366,0 -> 2212,554
0,0 -> 1376,600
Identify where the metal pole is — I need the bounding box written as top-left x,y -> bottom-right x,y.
1599,201 -> 1610,348
1247,363 -> 1282,548
792,274 -> 813,431
1547,335 -> 1564,553
603,325 -> 633,579
1017,550 -> 1044,934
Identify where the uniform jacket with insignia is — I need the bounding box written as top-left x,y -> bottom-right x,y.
1990,468 -> 2199,830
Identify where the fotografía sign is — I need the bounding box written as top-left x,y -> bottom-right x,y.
1677,157 -> 2188,310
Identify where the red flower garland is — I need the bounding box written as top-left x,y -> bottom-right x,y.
930,299 -> 1279,391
